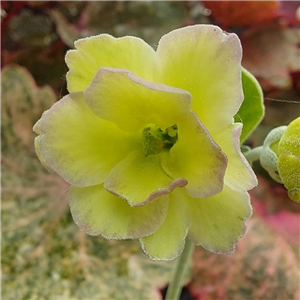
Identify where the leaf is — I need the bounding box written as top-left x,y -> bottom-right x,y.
279,1 -> 300,26
234,68 -> 264,143
50,9 -> 83,48
189,206 -> 299,300
7,10 -> 55,47
1,64 -> 56,149
251,176 -> 300,248
79,1 -> 190,44
202,1 -> 279,28
241,24 -> 300,90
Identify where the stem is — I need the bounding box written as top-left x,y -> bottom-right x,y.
165,238 -> 194,300
244,146 -> 263,165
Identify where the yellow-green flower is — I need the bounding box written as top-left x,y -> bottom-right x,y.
34,25 -> 257,260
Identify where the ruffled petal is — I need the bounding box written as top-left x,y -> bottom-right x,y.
33,119 -> 53,171
104,150 -> 187,207
66,34 -> 156,92
161,111 -> 227,198
84,67 -> 192,132
156,25 -> 243,131
186,185 -> 252,254
69,184 -> 169,239
34,136 -> 53,172
36,92 -> 141,186
212,123 -> 257,192
140,188 -> 190,261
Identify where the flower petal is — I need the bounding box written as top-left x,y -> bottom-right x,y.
105,150 -> 187,207
140,188 -> 190,261
212,123 -> 258,192
66,34 -> 156,92
69,184 -> 169,239
36,92 -> 141,186
84,67 -> 192,132
33,119 -> 53,171
186,185 -> 252,254
156,25 -> 243,131
34,136 -> 53,172
161,111 -> 227,198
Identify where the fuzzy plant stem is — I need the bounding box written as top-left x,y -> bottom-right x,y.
244,146 -> 263,165
165,238 -> 194,300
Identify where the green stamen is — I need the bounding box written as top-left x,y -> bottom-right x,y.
142,124 -> 178,157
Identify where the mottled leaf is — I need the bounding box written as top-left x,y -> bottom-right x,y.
189,206 -> 299,300
241,24 -> 300,90
1,65 -> 56,148
252,176 -> 300,247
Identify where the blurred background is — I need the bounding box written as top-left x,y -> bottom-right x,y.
1,1 -> 299,299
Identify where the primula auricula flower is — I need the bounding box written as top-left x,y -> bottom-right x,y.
34,25 -> 257,260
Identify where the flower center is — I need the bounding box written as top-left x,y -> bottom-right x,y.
142,124 -> 178,157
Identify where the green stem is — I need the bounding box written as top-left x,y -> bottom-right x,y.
165,238 -> 194,300
244,146 -> 263,165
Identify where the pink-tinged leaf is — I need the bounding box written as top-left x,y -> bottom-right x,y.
251,176 -> 300,248
202,1 -> 280,28
279,1 -> 300,26
188,212 -> 299,300
257,206 -> 299,248
241,24 -> 300,91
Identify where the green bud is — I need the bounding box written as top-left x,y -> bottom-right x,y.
259,117 -> 300,203
260,126 -> 287,183
277,118 -> 300,203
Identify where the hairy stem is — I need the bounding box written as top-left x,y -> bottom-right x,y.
165,238 -> 194,300
244,146 -> 263,165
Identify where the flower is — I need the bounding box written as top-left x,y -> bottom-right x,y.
34,25 -> 257,260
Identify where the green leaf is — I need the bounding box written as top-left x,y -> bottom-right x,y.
234,68 -> 264,143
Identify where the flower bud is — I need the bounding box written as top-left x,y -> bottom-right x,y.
260,118 -> 300,203
277,118 -> 300,203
